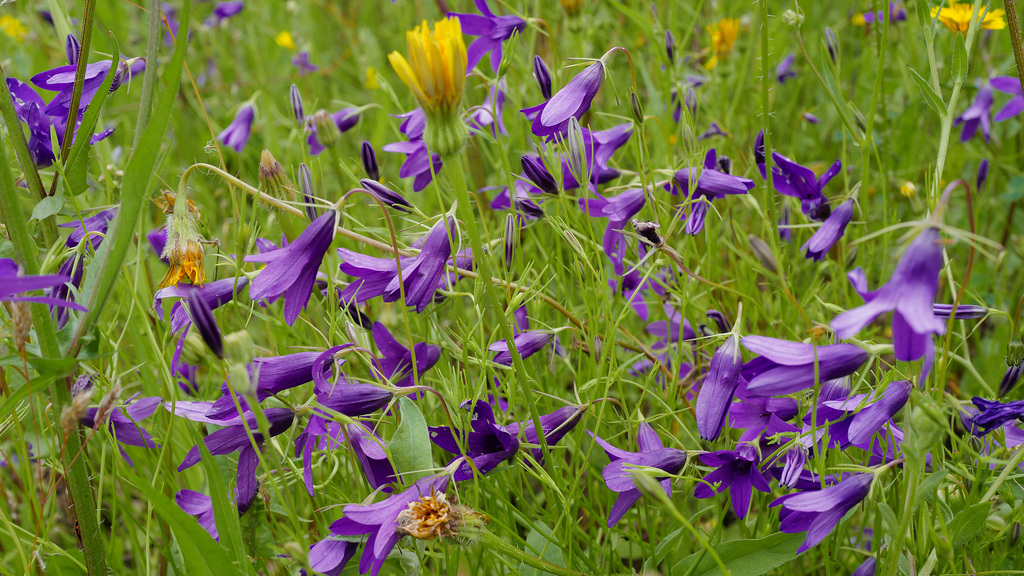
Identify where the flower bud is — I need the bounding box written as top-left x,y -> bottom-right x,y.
504,213 -> 518,269
497,31 -> 519,78
629,91 -> 644,125
521,155 -> 558,195
299,163 -> 320,221
753,130 -> 765,165
825,27 -> 839,64
188,288 -> 223,359
223,330 -> 256,365
1000,339 -> 1024,397
160,195 -> 206,288
748,234 -> 778,273
665,29 -> 676,64
360,179 -> 412,212
66,34 -> 81,66
566,116 -> 587,185
781,9 -> 804,28
259,149 -> 294,203
977,159 -> 989,192
290,83 -> 304,124
180,332 -> 208,366
311,110 -> 341,149
361,141 -> 380,181
227,361 -> 252,396
632,219 -> 663,248
533,55 -> 553,100
515,198 -> 545,219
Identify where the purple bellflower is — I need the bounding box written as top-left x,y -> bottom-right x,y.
382,109 -> 444,192
693,444 -> 772,519
308,108 -> 359,155
79,395 -> 161,466
591,422 -> 686,527
337,216 -> 454,313
579,187 -> 646,274
521,60 -> 604,140
673,149 -> 755,234
505,404 -> 589,464
771,472 -> 874,553
49,208 -> 117,326
764,152 -> 841,221
204,1 -> 243,26
177,491 -> 220,541
740,336 -> 869,397
802,199 -> 855,261
429,400 -> 519,480
245,210 -> 337,325
816,380 -> 912,449
646,303 -> 697,349
154,276 -> 249,335
360,179 -> 413,212
292,51 -> 319,76
371,322 -> 441,389
305,538 -> 358,576
970,397 -> 1024,434
451,0 -> 527,73
490,330 -> 554,366
468,80 -> 508,137
954,81 -> 994,142
187,288 -> 223,358
203,349 -> 330,420
730,397 -> 799,443
217,103 -> 255,152
31,58 -> 135,118
0,257 -> 88,311
991,76 -> 1024,121
312,347 -> 396,417
295,416 -> 397,495
695,334 -> 743,441
330,474 -> 451,576
776,54 -> 796,83
832,228 -> 945,375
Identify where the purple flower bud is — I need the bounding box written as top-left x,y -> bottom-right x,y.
521,155 -> 558,195
360,179 -> 412,212
685,86 -> 697,117
775,54 -> 796,83
65,34 -> 80,66
695,335 -> 742,441
825,27 -> 838,64
754,130 -> 765,165
779,205 -> 792,243
290,83 -> 304,124
299,163 -> 319,221
187,288 -> 223,358
977,158 -> 989,191
516,197 -> 545,219
533,55 -> 552,100
665,29 -> 676,64
932,303 -> 988,319
706,310 -> 731,333
361,141 -> 379,181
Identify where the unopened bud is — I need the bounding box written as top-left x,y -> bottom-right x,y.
361,141 -> 380,181
259,150 -> 294,202
665,29 -> 676,64
852,107 -> 867,133
515,198 -> 544,219
180,332 -> 208,366
845,245 -> 859,268
66,34 -> 81,66
311,110 -> 341,149
533,56 -> 552,100
188,289 -> 223,359
299,163 -> 320,221
825,27 -> 839,64
504,213 -> 518,269
748,234 -> 778,273
977,158 -> 989,192
290,83 -> 304,123
563,229 -> 587,261
223,330 -> 256,365
753,130 -> 765,165
566,117 -> 587,185
227,362 -> 252,396
781,9 -> 804,28
632,219 -> 663,248
497,31 -> 518,78
629,91 -> 644,125
521,155 -> 558,195
1011,521 -> 1022,547
1001,340 -> 1024,397
11,301 -> 31,353
360,179 -> 412,212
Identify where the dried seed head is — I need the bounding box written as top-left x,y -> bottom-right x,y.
92,381 -> 122,432
62,384 -> 94,435
395,488 -> 488,545
11,301 -> 31,353
311,110 -> 341,149
632,219 -> 663,248
258,150 -> 295,203
747,234 -> 778,273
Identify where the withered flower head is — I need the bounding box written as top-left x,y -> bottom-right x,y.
631,219 -> 663,248
159,191 -> 206,288
395,488 -> 487,545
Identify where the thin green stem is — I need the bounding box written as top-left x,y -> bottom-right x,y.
1004,0 -> 1024,99
132,0 -> 163,148
49,0 -> 98,197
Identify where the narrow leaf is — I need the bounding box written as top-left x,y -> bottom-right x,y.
671,532 -> 804,576
952,33 -> 968,81
908,65 -> 945,116
949,501 -> 991,548
63,36 -> 119,197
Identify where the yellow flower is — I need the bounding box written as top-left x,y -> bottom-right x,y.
157,192 -> 206,288
275,31 -> 296,50
560,0 -> 584,17
388,18 -> 467,116
931,2 -> 1005,34
365,67 -> 380,90
900,181 -> 916,198
0,16 -> 28,42
851,13 -> 868,26
705,18 -> 740,70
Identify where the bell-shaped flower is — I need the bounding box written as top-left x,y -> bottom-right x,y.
429,400 -> 519,480
673,149 -> 755,234
695,334 -> 743,441
79,395 -> 161,466
176,490 -> 220,541
693,444 -> 772,519
802,199 -> 855,261
954,81 -> 994,142
766,153 -> 841,221
521,60 -> 604,141
770,472 -> 874,553
505,404 -> 588,464
217,103 -> 255,153
578,186 -> 646,274
371,322 -> 441,389
451,0 -> 526,73
740,336 -> 868,397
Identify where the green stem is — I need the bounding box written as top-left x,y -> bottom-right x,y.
477,530 -> 588,576
1004,0 -> 1024,110
860,0 -> 890,200
49,0 -> 98,197
132,0 -> 163,149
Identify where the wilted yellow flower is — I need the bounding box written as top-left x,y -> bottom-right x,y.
705,18 -> 740,70
0,16 -> 28,42
388,18 -> 468,155
931,2 -> 1005,34
158,192 -> 206,288
396,488 -> 487,545
275,31 -> 296,50
560,0 -> 584,17
900,181 -> 916,198
364,67 -> 379,90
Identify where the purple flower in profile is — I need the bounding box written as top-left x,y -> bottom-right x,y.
765,152 -> 841,221
451,0 -> 526,73
59,207 -> 117,250
521,60 -> 604,140
292,51 -> 318,76
697,122 -> 727,140
337,216 -> 454,313
673,149 -> 755,235
79,395 -> 161,466
360,179 -> 413,212
371,322 -> 441,389
771,472 -> 874,553
970,397 -> 1024,434
490,331 -> 554,366
382,109 -> 443,192
177,491 -> 220,541
802,111 -> 821,124
217,104 -> 255,152
646,303 -> 697,349
533,55 -> 552,100
693,444 -> 772,519
740,336 -> 869,397
852,558 -> 877,576
469,80 -> 508,137
154,276 -> 249,334
31,59 -> 133,118
329,474 -> 450,576
775,54 -> 796,83
991,76 -> 1024,121
832,228 -> 945,372
308,108 -> 359,156
0,258 -> 88,311
245,211 -> 337,325
591,422 -> 686,527
305,538 -> 358,576
819,380 -> 912,448
505,404 -> 589,464
204,1 -> 243,26
429,400 -> 519,480
695,334 -> 743,441
203,348 -> 329,420
579,187 -> 647,274
802,199 -> 855,261
295,414 -> 397,495
954,82 -> 995,142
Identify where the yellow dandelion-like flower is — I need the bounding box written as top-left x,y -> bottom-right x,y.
0,16 -> 28,43
365,67 -> 379,90
931,2 -> 1005,34
275,31 -> 296,50
705,18 -> 740,70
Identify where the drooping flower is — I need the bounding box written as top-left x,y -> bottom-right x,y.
775,54 -> 796,83
176,490 -> 220,541
954,82 -> 994,142
360,179 -> 413,212
802,199 -> 855,261
771,473 -> 874,553
931,2 -> 1005,34
291,51 -> 318,76
0,258 -> 88,311
490,331 -> 554,366
330,474 -> 451,576
245,211 -> 337,325
579,187 -> 647,274
832,228 -> 945,373
673,148 -> 755,234
764,153 -> 841,221
429,400 -> 519,480
693,444 -> 772,519
521,60 -> 604,141
31,58 -> 137,118
591,422 -> 686,527
450,0 -> 526,73
305,538 -> 358,576
695,334 -> 743,441
705,18 -> 740,70
202,348 -> 329,420
79,395 -> 161,466
371,322 -> 441,389
740,336 -> 869,396
819,380 -> 912,448
970,397 -> 1024,434
154,276 -> 249,335
382,109 -> 444,192
505,404 -> 589,464
217,103 -> 255,153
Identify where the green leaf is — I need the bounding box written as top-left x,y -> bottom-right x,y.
913,469 -> 948,508
63,36 -> 119,197
390,397 -> 433,484
671,532 -> 804,576
949,502 -> 991,547
951,33 -> 968,81
908,66 -> 945,116
818,53 -> 860,138
916,0 -> 931,29
519,522 -> 566,576
30,191 -> 65,222
642,525 -> 686,572
878,502 -> 900,532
